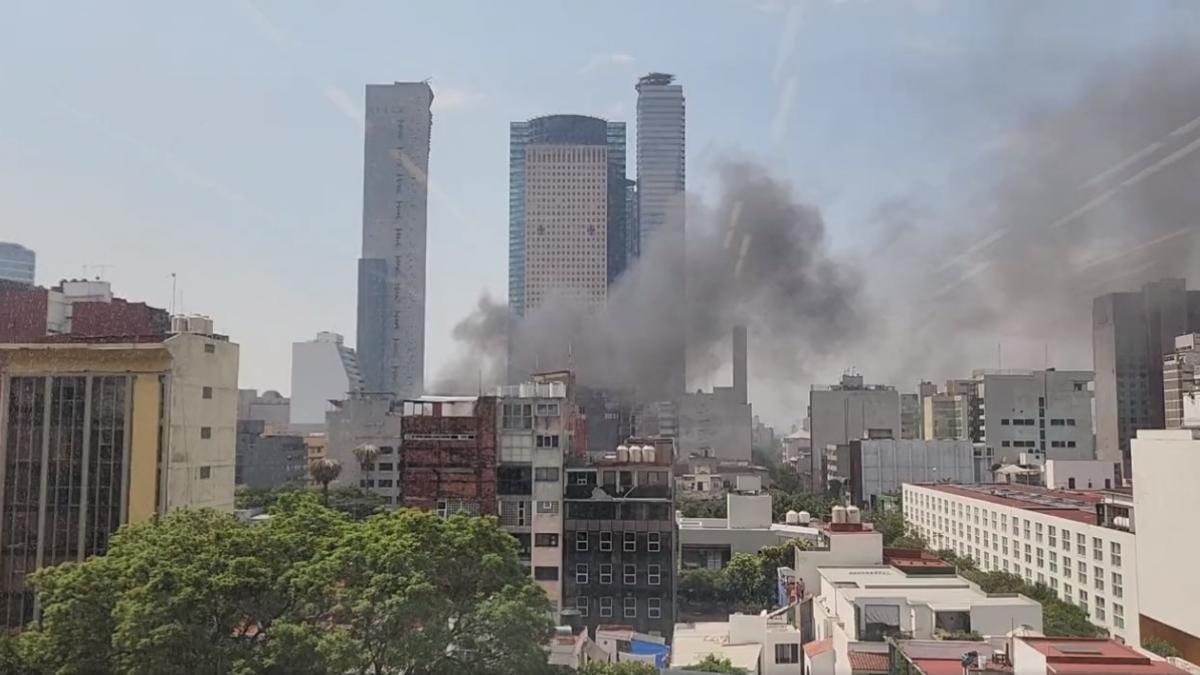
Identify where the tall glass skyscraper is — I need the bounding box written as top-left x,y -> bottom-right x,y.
636,73 -> 686,396
357,82 -> 433,398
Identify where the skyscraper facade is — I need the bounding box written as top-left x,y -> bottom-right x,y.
508,115 -> 628,319
635,73 -> 686,396
357,82 -> 432,398
290,331 -> 363,425
0,242 -> 35,285
1093,278 -> 1200,474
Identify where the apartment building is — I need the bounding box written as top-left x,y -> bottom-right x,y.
808,374 -> 901,492
903,482 -> 1139,645
563,438 -> 675,638
0,327 -> 239,627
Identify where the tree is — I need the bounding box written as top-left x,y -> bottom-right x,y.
724,553 -> 772,612
680,654 -> 747,673
307,457 -> 342,505
18,496 -> 554,675
236,484 -> 386,520
960,569 -> 1106,638
1144,637 -> 1182,658
577,662 -> 658,675
865,508 -> 907,545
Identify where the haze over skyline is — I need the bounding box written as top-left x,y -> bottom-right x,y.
3,0 -> 1197,426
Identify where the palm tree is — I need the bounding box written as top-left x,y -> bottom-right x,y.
308,457 -> 342,505
353,443 -> 380,490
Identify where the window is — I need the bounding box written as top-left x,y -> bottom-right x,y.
624,597 -> 637,618
376,479 -> 394,488
1067,418 -> 1076,426
1093,537 -> 1104,560
647,597 -> 660,619
648,564 -> 661,585
600,596 -> 613,617
648,531 -> 661,552
1111,541 -> 1122,567
1115,615 -> 1125,629
534,566 -> 559,581
600,532 -> 612,551
503,403 -> 532,430
1094,567 -> 1104,591
624,564 -> 637,585
536,434 -> 560,448
535,467 -> 560,481
1113,572 -> 1123,598
600,564 -> 612,584
535,533 -> 559,547
575,564 -> 588,584
537,501 -> 558,513
1001,418 -> 1010,425
202,385 -> 212,399
199,465 -> 211,479
575,532 -> 588,551
377,462 -> 395,471
535,402 -> 560,417
775,644 -> 800,664
200,426 -> 212,439
204,343 -> 215,354
624,532 -> 636,552
575,596 -> 588,617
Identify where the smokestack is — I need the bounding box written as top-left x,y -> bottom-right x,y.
733,324 -> 748,404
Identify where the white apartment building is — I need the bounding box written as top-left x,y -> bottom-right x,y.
1131,429 -> 1200,663
677,494 -> 821,569
903,482 -> 1139,646
672,614 -> 804,675
290,331 -> 362,425
974,370 -> 1094,464
497,377 -> 574,610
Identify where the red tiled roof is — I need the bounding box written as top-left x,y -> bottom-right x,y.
803,638 -> 832,658
1021,638 -> 1187,674
848,650 -> 889,672
918,484 -> 1101,525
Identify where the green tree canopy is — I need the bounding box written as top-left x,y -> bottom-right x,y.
16,494 -> 553,675
680,653 -> 747,673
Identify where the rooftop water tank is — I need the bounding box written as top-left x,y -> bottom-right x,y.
832,505 -> 848,524
797,510 -> 811,525
785,510 -> 800,525
845,505 -> 861,525
643,445 -> 657,464
629,446 -> 644,463
616,446 -> 630,463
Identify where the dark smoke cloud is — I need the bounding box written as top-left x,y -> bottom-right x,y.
431,161 -> 862,399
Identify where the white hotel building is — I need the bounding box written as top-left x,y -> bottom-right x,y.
902,482 -> 1139,646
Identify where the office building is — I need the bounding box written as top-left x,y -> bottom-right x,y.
678,326 -> 752,462
808,374 -> 901,492
1093,279 -> 1200,473
324,394 -> 404,503
0,325 -> 238,627
903,482 -> 1140,645
840,438 -> 978,509
290,331 -> 363,425
900,393 -> 921,439
1162,334 -> 1200,429
496,372 -> 576,609
508,114 -> 628,319
973,369 -> 1095,464
357,82 -> 433,398
922,393 -> 971,441
235,420 -> 307,488
563,438 -> 675,637
635,72 -> 686,397
1131,429 -> 1200,663
237,389 -> 291,427
0,243 -> 35,285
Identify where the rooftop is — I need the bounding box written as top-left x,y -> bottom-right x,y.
848,649 -> 890,672
1021,637 -> 1188,674
912,483 -> 1106,525
818,566 -> 1039,609
896,638 -> 1013,675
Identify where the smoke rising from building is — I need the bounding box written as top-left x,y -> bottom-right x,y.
435,42 -> 1200,423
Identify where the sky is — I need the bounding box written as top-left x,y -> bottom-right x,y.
1,0 -> 1195,427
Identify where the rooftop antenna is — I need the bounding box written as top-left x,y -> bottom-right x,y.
170,272 -> 177,315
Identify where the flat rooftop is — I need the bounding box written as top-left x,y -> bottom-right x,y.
675,516 -> 821,538
1021,637 -> 1188,674
819,566 -> 1038,608
911,483 -> 1104,525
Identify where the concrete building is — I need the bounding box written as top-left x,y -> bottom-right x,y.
782,429 -> 810,466
809,374 -> 901,492
923,394 -> 971,441
508,114 -> 628,319
901,393 -> 921,440
357,82 -> 432,399
807,562 -> 1042,675
290,331 -> 362,425
0,327 -> 238,627
1131,429 -> 1200,663
1093,279 -> 1200,474
235,420 -> 307,488
672,613 -> 804,675
1162,333 -> 1200,429
496,372 -> 576,609
1042,459 -> 1120,491
0,279 -> 168,343
903,482 -> 1140,645
840,439 -> 978,509
0,243 -> 35,285
237,389 -> 290,427
972,370 -> 1095,465
891,636 -> 1189,675
635,72 -> 686,397
563,437 -> 676,638
678,326 -> 751,462
678,493 -> 821,569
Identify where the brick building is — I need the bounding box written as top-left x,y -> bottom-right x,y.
0,279 -> 167,342
398,396 -> 498,515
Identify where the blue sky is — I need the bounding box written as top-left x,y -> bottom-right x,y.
1,0 -> 1191,413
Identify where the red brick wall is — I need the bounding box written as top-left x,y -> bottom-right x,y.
70,300 -> 168,337
400,397 -> 498,514
0,285 -> 47,342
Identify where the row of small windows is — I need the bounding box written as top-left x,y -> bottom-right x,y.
573,595 -> 661,619
573,563 -> 662,586
575,531 -> 661,552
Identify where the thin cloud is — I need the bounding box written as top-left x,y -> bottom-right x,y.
578,53 -> 637,75
431,86 -> 486,112
323,86 -> 364,131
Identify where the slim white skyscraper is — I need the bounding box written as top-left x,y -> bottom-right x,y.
636,72 -> 686,396
357,82 -> 433,398
290,332 -> 363,425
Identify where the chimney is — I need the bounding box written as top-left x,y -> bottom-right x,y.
733,325 -> 748,404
